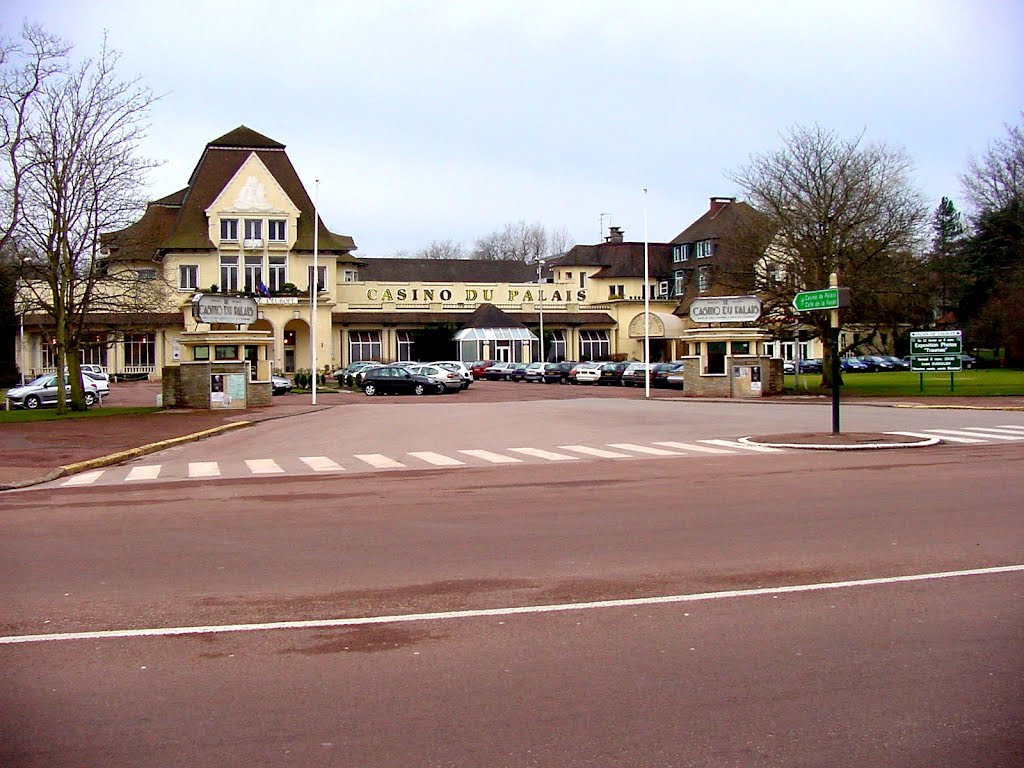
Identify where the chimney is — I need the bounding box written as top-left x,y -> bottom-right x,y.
709,196 -> 736,216
605,226 -> 624,243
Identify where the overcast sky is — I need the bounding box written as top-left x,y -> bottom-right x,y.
3,0 -> 1022,256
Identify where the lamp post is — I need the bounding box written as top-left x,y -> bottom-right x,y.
311,179 -> 319,405
643,187 -> 650,400
536,258 -> 545,363
600,212 -> 611,242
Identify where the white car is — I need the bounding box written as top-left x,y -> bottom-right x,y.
523,362 -> 546,382
571,361 -> 604,384
80,364 -> 109,381
407,364 -> 464,393
429,361 -> 473,389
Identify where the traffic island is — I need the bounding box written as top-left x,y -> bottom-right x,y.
741,432 -> 939,450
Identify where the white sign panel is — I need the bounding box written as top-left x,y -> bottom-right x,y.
192,294 -> 258,325
689,296 -> 762,323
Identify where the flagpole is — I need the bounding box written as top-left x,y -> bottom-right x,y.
311,179 -> 319,405
643,187 -> 650,400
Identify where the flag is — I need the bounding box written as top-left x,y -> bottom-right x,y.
257,281 -> 271,297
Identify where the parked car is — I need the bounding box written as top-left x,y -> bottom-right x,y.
507,362 -> 530,382
784,358 -> 823,374
571,361 -> 604,384
651,362 -> 684,387
337,361 -> 382,387
598,361 -> 629,385
542,361 -> 577,384
879,355 -> 910,370
80,364 -> 109,381
407,364 -> 464,393
856,355 -> 896,372
5,373 -> 104,409
429,361 -> 473,389
470,360 -> 496,379
665,365 -> 685,389
361,366 -> 439,396
621,361 -> 654,386
271,374 -> 293,395
839,357 -> 870,373
523,362 -> 547,382
484,362 -> 518,381
959,353 -> 978,369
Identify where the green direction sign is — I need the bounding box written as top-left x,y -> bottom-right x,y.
793,287 -> 851,312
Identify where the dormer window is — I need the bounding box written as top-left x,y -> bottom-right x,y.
220,218 -> 238,241
695,240 -> 714,258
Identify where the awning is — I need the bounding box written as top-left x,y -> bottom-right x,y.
627,312 -> 686,339
453,327 -> 538,342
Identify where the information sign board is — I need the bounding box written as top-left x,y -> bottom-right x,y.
909,330 -> 962,372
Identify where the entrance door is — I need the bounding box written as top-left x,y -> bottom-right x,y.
494,341 -> 513,363
244,345 -> 259,380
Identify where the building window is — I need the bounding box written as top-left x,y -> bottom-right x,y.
342,269 -> 358,283
698,266 -> 710,293
81,335 -> 108,367
674,270 -> 686,296
307,265 -> 327,293
244,256 -> 262,293
268,219 -> 286,242
579,329 -> 610,360
268,256 -> 286,292
695,240 -> 714,258
349,330 -> 382,362
732,341 -> 750,355
396,330 -> 414,361
706,341 -> 727,374
608,285 -> 624,299
134,269 -> 158,281
220,218 -> 238,241
673,244 -> 691,262
549,329 -> 566,361
243,218 -> 263,248
193,345 -> 210,361
220,256 -> 239,292
123,333 -> 155,367
215,345 -> 238,360
179,264 -> 199,291
579,272 -> 587,289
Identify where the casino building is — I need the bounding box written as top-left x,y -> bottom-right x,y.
14,126 -> 807,391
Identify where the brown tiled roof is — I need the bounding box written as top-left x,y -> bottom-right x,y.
670,200 -> 765,244
24,312 -> 183,328
332,310 -> 615,326
358,258 -> 537,283
462,303 -> 526,329
100,201 -> 181,262
102,126 -> 357,262
548,242 -> 674,279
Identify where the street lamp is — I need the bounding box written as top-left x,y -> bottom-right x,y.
536,258 -> 545,363
643,188 -> 650,400
311,179 -> 319,405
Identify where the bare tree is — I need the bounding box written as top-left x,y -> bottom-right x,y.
728,125 -> 929,386
472,220 -> 573,261
417,239 -> 467,259
15,33 -> 162,411
961,114 -> 1024,220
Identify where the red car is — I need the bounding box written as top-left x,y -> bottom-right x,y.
470,360 -> 496,379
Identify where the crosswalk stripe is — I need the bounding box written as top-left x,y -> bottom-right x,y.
886,430 -> 985,444
957,427 -> 1024,437
299,456 -> 344,472
700,439 -> 786,453
559,445 -> 632,458
189,462 -> 220,478
61,470 -> 104,487
125,465 -> 161,481
245,459 -> 284,474
654,441 -> 735,455
608,443 -> 684,456
925,429 -> 1024,441
458,449 -> 523,464
408,451 -> 466,466
995,424 -> 1024,433
354,453 -> 406,469
507,447 -> 579,461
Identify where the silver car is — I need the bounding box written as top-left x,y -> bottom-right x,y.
6,374 -> 104,409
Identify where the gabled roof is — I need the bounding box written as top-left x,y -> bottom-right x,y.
548,241 -> 674,278
102,126 -> 357,261
358,258 -> 537,283
670,199 -> 764,244
461,302 -> 529,329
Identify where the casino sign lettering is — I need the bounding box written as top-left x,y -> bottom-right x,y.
688,296 -> 762,323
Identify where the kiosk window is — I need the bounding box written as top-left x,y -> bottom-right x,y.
194,345 -> 210,361
215,345 -> 238,360
707,341 -> 727,374
732,341 -> 750,355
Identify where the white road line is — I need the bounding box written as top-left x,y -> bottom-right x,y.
507,447 -> 579,461
700,439 -> 786,453
4,564 -> 1021,645
458,449 -> 523,464
559,445 -> 632,458
188,462 -> 220,478
125,465 -> 162,482
299,456 -> 344,472
608,443 -> 685,456
245,459 -> 284,474
926,429 -> 1024,441
61,470 -> 104,487
353,453 -> 407,469
956,427 -> 1024,438
408,451 -> 466,467
654,441 -> 735,455
996,424 -> 1024,432
886,430 -> 985,444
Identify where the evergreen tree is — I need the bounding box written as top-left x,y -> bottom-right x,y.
926,197 -> 966,317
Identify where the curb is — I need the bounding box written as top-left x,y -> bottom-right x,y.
741,435 -> 941,451
0,421 -> 252,491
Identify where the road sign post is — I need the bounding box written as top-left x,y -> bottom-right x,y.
793,278 -> 851,434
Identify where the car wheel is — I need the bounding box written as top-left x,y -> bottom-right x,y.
84,392 -> 97,407
24,395 -> 41,409
414,383 -> 427,396
363,383 -> 377,396
559,376 -> 568,385
436,384 -> 446,394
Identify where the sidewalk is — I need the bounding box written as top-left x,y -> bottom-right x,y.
2,382 -> 1022,490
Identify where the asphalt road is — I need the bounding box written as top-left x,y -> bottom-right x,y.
1,401 -> 1022,767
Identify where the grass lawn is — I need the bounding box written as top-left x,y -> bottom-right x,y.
786,368 -> 1024,397
0,404 -> 161,424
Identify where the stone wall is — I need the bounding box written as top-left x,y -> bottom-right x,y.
160,362 -> 273,409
